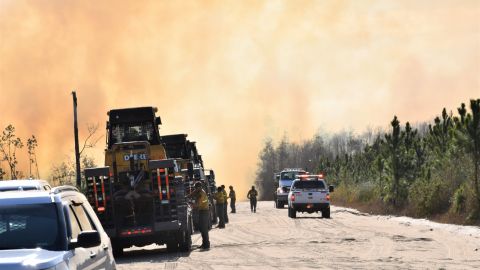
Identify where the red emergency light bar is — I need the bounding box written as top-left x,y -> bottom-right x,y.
298,174 -> 325,180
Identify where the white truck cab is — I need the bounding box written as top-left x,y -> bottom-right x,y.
287,175 -> 334,218
275,168 -> 307,208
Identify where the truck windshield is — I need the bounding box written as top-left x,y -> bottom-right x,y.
0,204 -> 62,251
292,181 -> 326,190
279,171 -> 306,187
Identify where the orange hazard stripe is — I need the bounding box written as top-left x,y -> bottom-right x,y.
100,176 -> 106,210
92,177 -> 99,210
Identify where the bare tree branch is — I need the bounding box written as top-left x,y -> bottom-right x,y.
79,123 -> 103,156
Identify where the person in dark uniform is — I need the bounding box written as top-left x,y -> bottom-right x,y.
214,187 -> 226,228
187,182 -> 210,249
247,185 -> 258,213
228,185 -> 236,213
221,185 -> 229,223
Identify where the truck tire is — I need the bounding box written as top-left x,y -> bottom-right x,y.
112,243 -> 124,258
166,240 -> 179,252
179,215 -> 193,252
275,200 -> 283,209
322,208 -> 331,219
288,207 -> 296,218
178,229 -> 192,252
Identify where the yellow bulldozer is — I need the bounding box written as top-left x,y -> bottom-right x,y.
84,107 -> 193,256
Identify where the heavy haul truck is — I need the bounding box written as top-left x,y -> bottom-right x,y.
83,107 -> 193,256
161,134 -> 217,228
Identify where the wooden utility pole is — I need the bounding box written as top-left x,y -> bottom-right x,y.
72,91 -> 81,187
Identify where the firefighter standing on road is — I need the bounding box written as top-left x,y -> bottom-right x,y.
247,186 -> 258,213
221,185 -> 229,223
187,182 -> 210,249
214,187 -> 226,228
229,185 -> 236,213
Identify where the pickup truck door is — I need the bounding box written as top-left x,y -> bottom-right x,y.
66,203 -> 107,270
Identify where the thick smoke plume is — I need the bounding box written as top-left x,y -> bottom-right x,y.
0,0 -> 478,198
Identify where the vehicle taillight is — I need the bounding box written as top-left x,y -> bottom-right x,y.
290,194 -> 295,202
326,194 -> 330,201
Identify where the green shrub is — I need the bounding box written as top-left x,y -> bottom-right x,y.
451,184 -> 467,214
356,182 -> 376,202
409,177 -> 450,217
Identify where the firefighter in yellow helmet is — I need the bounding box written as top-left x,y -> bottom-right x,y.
214,186 -> 226,228
229,185 -> 236,213
221,185 -> 229,223
247,185 -> 258,213
187,182 -> 210,249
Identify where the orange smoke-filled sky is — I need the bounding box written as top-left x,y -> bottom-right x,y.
0,0 -> 479,198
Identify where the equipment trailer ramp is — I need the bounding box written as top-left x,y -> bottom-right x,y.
84,159 -> 193,256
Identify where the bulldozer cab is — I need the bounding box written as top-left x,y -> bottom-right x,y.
107,107 -> 162,148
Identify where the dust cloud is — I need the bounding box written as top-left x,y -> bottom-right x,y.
0,0 -> 478,198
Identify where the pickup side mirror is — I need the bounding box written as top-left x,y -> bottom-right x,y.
70,230 -> 101,249
329,185 -> 335,193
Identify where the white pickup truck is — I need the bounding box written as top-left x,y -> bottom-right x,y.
287,175 -> 334,218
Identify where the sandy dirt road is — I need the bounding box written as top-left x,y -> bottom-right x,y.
116,201 -> 480,270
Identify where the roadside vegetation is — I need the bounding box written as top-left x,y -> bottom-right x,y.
0,125 -> 38,180
0,123 -> 99,187
256,99 -> 480,225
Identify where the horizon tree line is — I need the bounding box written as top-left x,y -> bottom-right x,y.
255,99 -> 480,222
